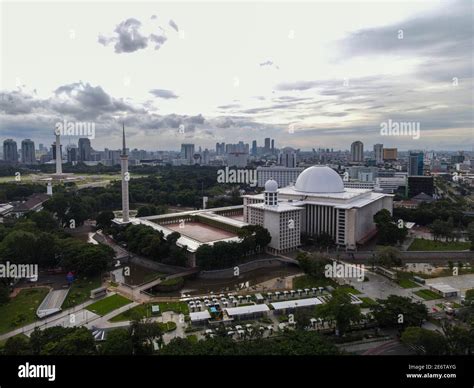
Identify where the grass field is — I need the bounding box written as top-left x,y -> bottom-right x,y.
62,276 -> 102,309
408,238 -> 470,251
292,275 -> 338,290
337,286 -> 362,295
398,278 -> 419,289
0,288 -> 49,335
360,297 -> 378,308
86,294 -> 132,316
414,289 -> 442,300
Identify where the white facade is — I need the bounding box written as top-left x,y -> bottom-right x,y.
245,165 -> 393,251
257,166 -> 304,188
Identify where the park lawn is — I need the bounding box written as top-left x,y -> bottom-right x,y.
408,239 -> 470,251
158,321 -> 177,332
398,278 -> 419,289
158,301 -> 189,315
414,289 -> 442,301
86,294 -> 132,316
360,297 -> 378,308
0,288 -> 49,335
292,275 -> 338,289
109,303 -> 150,322
336,286 -> 362,295
62,276 -> 102,309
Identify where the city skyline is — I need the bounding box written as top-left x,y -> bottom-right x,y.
1,0 -> 472,152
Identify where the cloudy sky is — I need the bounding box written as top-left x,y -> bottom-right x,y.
0,0 -> 472,151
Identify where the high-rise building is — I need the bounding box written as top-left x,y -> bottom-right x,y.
374,144 -> 383,164
78,138 -> 92,162
264,137 -> 271,151
251,140 -> 257,156
215,142 -> 225,156
408,152 -> 424,176
67,144 -> 78,163
21,139 -> 36,164
271,139 -> 275,153
350,141 -> 364,163
54,131 -> 62,175
181,143 -> 195,165
278,147 -> 297,168
3,139 -> 18,162
383,148 -> 398,161
120,123 -> 130,223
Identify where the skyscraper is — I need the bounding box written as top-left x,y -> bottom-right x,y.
78,138 -> 92,162
3,139 -> 18,162
408,152 -> 424,176
181,143 -> 195,165
264,137 -> 271,152
120,123 -> 130,223
278,147 -> 297,168
350,141 -> 364,163
251,140 -> 257,156
271,139 -> 275,153
67,144 -> 78,163
374,144 -> 383,164
21,139 -> 36,164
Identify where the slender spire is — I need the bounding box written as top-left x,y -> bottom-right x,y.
122,122 -> 127,156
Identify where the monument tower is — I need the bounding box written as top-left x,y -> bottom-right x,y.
120,123 -> 130,223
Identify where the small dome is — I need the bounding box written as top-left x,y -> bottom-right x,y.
294,165 -> 344,193
264,179 -> 278,192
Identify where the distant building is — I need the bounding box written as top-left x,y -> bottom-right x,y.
350,141 -> 364,163
3,139 -> 18,163
227,152 -> 248,167
251,140 -> 257,156
78,138 -> 92,162
256,166 -> 304,188
383,148 -> 398,161
264,137 -> 271,152
21,139 -> 36,164
278,147 -> 297,168
374,144 -> 383,164
408,176 -> 434,197
181,143 -> 195,165
408,152 -> 424,176
67,145 -> 78,163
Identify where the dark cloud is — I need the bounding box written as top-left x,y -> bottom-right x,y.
149,89 -> 179,99
337,0 -> 473,82
99,17 -> 173,53
149,32 -> 167,50
169,19 -> 179,32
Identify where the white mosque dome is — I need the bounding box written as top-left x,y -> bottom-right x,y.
294,165 -> 344,193
264,179 -> 278,192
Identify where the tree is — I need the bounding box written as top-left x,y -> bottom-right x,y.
297,252 -> 331,279
29,211 -> 58,231
3,335 -> 32,355
373,209 -> 407,245
315,288 -> 362,335
130,318 -> 163,355
467,222 -> 474,250
376,246 -> 402,268
101,328 -> 133,355
401,327 -> 447,355
29,327 -> 96,355
442,321 -> 473,355
96,210 -> 115,229
372,295 -> 428,333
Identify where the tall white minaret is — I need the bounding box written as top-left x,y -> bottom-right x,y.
120,123 -> 130,222
55,130 -> 62,175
